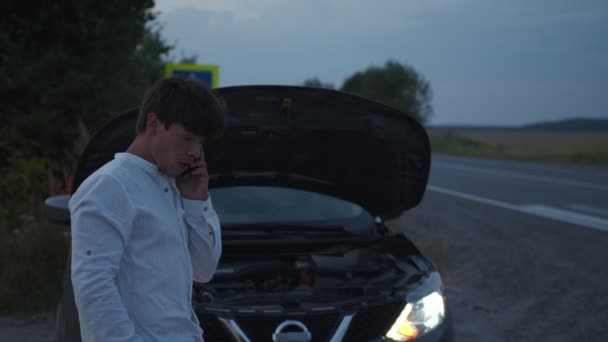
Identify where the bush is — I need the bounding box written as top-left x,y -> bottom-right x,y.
430,132 -> 494,155
0,150 -> 71,313
0,214 -> 69,313
0,155 -> 51,234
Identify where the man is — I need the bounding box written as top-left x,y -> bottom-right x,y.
69,76 -> 226,341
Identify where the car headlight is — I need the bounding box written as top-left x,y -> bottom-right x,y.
385,290 -> 446,341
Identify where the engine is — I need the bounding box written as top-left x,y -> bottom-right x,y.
193,246 -> 419,307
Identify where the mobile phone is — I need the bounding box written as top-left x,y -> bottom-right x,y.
179,155 -> 203,179
179,165 -> 196,179
180,146 -> 204,178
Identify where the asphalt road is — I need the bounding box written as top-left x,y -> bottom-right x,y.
389,154 -> 608,341
428,154 -> 608,231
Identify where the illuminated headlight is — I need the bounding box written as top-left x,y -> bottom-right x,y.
385,291 -> 446,341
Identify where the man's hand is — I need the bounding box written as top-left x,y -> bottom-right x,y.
176,156 -> 209,201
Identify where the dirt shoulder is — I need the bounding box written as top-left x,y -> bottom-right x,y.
389,191 -> 608,342
0,311 -> 54,342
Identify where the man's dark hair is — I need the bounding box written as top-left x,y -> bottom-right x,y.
136,76 -> 226,138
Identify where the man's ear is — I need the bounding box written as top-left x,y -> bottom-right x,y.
146,112 -> 160,135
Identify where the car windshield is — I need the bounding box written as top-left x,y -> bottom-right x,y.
210,186 -> 366,225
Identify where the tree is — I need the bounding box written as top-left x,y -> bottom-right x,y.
0,1 -> 175,339
0,1 -> 173,223
302,77 -> 335,89
340,60 -> 433,123
0,0 -> 171,166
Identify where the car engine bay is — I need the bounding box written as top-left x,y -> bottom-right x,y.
193,236 -> 430,314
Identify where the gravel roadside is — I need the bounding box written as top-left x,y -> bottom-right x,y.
0,312 -> 54,342
389,191 -> 608,342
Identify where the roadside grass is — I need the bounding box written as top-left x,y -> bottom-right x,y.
0,212 -> 68,314
429,131 -> 608,165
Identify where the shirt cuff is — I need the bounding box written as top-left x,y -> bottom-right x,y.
182,195 -> 215,219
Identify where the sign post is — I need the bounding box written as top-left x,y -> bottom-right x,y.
164,63 -> 219,88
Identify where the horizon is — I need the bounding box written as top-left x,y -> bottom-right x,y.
429,116 -> 608,128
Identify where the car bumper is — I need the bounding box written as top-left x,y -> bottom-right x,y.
199,302 -> 454,342
373,306 -> 454,342
412,309 -> 454,342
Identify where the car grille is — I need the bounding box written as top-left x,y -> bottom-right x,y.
342,302 -> 405,341
197,302 -> 405,342
236,312 -> 340,342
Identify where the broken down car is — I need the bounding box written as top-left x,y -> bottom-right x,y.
46,85 -> 453,342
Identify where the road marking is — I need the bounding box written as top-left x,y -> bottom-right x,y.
567,204 -> 608,218
426,185 -> 519,211
427,185 -> 608,232
432,161 -> 608,192
519,205 -> 608,232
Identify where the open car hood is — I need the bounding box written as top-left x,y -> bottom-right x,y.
72,86 -> 430,219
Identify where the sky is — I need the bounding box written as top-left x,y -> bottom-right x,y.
154,0 -> 608,126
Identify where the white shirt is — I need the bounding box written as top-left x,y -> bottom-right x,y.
69,152 -> 222,342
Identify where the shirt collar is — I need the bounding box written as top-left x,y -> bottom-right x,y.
114,152 -> 165,179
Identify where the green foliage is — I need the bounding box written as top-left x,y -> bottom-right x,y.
430,132 -> 608,165
0,0 -> 178,313
1,0 -> 170,164
0,0 -> 173,215
175,50 -> 200,64
0,154 -> 51,234
302,77 -> 335,89
430,131 -> 490,154
340,60 -> 433,123
0,123 -> 56,233
0,217 -> 68,313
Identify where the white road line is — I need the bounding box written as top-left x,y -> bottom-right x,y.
426,185 -> 519,211
520,205 -> 608,232
432,161 -> 608,192
427,185 -> 608,232
567,204 -> 608,218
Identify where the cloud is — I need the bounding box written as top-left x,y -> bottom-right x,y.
155,0 -> 465,29
155,0 -> 290,20
155,0 -> 608,125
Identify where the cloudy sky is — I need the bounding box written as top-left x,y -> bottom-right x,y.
155,0 -> 608,125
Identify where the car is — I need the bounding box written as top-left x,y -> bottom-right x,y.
45,85 -> 453,342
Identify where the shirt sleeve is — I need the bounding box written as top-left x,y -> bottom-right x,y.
181,195 -> 222,283
69,175 -> 142,342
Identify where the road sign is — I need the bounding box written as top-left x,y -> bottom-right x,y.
164,63 -> 219,88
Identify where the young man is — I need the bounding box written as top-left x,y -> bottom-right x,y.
69,77 -> 226,341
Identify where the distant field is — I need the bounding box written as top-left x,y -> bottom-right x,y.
428,129 -> 608,164
430,129 -> 608,149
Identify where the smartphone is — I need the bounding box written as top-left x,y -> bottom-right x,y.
179,164 -> 196,179
179,159 -> 199,179
179,149 -> 204,179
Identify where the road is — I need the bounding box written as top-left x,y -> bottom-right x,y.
428,154 -> 608,231
390,154 -> 608,341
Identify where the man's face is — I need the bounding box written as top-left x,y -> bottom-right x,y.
151,120 -> 205,178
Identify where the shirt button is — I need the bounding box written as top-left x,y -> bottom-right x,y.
203,207 -> 208,212
164,188 -> 169,192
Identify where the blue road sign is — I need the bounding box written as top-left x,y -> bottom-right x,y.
165,64 -> 219,88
